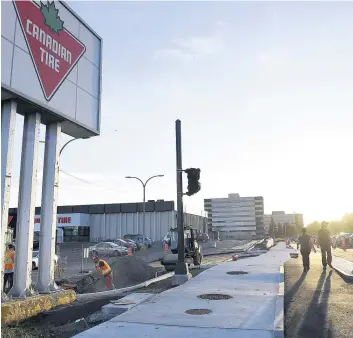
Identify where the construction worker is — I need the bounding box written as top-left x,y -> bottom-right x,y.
3,244 -> 15,293
92,256 -> 114,290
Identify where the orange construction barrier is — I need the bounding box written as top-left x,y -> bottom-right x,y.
163,244 -> 168,255
128,248 -> 133,256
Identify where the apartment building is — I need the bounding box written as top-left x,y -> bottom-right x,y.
204,193 -> 265,239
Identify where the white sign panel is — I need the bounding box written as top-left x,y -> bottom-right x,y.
34,213 -> 89,231
1,0 -> 102,138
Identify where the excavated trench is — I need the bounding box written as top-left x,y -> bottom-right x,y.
58,255 -> 163,294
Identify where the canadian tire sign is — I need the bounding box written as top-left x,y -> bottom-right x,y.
13,0 -> 86,101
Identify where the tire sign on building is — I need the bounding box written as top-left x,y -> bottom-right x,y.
2,0 -> 102,138
13,0 -> 86,101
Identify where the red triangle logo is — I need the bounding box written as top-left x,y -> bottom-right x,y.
13,0 -> 86,101
8,216 -> 14,226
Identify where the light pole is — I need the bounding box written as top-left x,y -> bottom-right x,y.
125,175 -> 164,235
40,137 -> 88,157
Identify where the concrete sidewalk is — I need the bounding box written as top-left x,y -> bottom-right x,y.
74,243 -> 293,338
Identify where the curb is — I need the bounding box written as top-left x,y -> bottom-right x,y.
1,290 -> 76,325
76,271 -> 174,301
332,264 -> 353,282
332,256 -> 353,282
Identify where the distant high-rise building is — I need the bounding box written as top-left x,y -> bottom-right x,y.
204,193 -> 264,239
264,211 -> 304,235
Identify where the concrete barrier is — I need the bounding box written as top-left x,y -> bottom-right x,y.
1,289 -> 76,325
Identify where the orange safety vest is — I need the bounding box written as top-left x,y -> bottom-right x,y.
4,250 -> 15,271
96,260 -> 111,277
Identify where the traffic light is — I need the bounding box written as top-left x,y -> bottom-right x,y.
184,168 -> 201,196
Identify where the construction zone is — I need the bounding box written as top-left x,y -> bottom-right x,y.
1,237 -> 268,338
59,256 -> 158,295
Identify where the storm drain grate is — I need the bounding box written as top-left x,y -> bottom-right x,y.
185,308 -> 212,315
197,293 -> 233,300
227,271 -> 249,275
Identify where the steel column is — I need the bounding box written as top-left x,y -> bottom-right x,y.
9,113 -> 41,298
174,119 -> 189,277
1,100 -> 17,299
36,123 -> 61,293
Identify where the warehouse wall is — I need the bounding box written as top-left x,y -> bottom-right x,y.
183,213 -> 208,233
89,211 -> 176,242
89,211 -> 208,242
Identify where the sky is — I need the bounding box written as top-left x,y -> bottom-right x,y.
8,1 -> 353,225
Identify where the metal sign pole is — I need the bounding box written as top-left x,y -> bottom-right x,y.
10,113 -> 41,298
1,100 -> 17,300
37,122 -> 60,293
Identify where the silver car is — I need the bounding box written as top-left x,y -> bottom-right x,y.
89,242 -> 128,257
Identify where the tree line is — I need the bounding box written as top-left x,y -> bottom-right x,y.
305,212 -> 353,235
267,212 -> 353,237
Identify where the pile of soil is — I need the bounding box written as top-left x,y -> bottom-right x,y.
83,256 -> 156,293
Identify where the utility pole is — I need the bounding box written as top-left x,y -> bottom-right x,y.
172,120 -> 191,286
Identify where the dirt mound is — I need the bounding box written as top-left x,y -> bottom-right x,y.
83,256 -> 156,293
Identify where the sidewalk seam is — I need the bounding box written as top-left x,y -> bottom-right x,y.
109,320 -> 275,332
273,265 -> 284,338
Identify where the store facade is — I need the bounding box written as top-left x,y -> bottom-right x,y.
9,200 -> 208,243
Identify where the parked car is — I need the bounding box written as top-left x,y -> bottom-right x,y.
197,233 -> 209,243
32,251 -> 58,270
124,238 -> 141,250
123,234 -> 153,248
113,239 -> 137,251
89,242 -> 128,257
33,232 -> 40,249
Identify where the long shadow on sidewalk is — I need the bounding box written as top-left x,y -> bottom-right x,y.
285,270 -> 307,306
298,270 -> 333,338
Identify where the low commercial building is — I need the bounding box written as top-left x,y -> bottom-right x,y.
204,193 -> 265,239
9,200 -> 207,242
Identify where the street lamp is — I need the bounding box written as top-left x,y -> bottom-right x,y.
125,175 -> 164,235
40,137 -> 88,157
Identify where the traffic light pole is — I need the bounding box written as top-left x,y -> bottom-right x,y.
172,119 -> 191,286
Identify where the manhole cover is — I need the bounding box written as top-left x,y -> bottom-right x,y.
197,293 -> 233,300
227,271 -> 249,275
185,309 -> 212,315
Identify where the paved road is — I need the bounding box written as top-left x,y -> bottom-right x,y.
201,239 -> 252,255
284,252 -> 353,338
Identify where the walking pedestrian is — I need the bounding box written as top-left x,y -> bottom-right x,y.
92,256 -> 115,290
318,222 -> 332,270
3,244 -> 15,293
297,228 -> 316,272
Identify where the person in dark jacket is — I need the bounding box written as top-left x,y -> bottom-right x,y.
297,228 -> 316,272
318,222 -> 332,269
